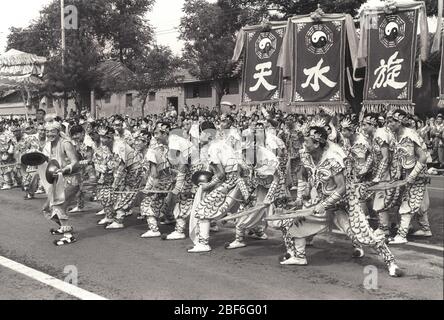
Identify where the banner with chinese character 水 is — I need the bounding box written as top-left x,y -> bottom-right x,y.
232,22 -> 286,108
277,13 -> 359,114
357,1 -> 429,114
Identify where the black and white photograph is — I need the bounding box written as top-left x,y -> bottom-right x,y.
0,0 -> 443,305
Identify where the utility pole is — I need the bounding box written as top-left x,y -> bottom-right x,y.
61,0 -> 68,118
61,0 -> 65,67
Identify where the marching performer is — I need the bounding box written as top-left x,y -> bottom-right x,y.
274,125 -> 403,277
94,126 -> 118,225
372,113 -> 399,236
98,123 -> 142,229
162,134 -> 194,240
41,121 -> 81,246
339,116 -> 376,218
224,146 -> 279,249
187,122 -> 245,253
140,122 -> 175,238
20,123 -> 41,199
386,110 -> 428,245
0,126 -> 16,190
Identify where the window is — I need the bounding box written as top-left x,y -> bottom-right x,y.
104,94 -> 111,104
148,91 -> 156,101
223,79 -> 239,95
126,93 -> 133,107
185,83 -> 212,99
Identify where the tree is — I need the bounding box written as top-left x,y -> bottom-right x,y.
179,0 -> 263,112
238,0 -> 367,19
6,0 -> 156,115
132,45 -> 182,117
102,0 -> 155,69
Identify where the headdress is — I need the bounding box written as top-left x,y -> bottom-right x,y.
44,121 -> 61,131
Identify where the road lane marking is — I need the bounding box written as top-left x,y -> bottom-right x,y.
0,256 -> 108,300
331,230 -> 444,252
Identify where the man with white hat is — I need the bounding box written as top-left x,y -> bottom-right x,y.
41,120 -> 80,246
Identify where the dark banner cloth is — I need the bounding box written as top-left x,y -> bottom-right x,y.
363,8 -> 419,111
292,20 -> 345,108
241,25 -> 285,105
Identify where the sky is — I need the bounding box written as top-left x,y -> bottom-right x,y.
0,0 -> 439,55
0,0 -> 187,55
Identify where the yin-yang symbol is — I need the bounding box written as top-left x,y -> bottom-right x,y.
311,30 -> 328,48
259,38 -> 273,54
384,22 -> 399,41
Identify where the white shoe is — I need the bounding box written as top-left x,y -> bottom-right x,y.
411,230 -> 432,237
141,230 -> 161,238
97,217 -> 113,225
95,209 -> 106,216
1,185 -> 12,190
388,235 -> 408,245
69,206 -> 83,213
187,243 -> 212,253
249,233 -> 268,240
388,263 -> 404,277
225,240 -> 247,250
279,256 -> 308,265
165,231 -> 186,240
105,222 -> 124,229
35,188 -> 45,194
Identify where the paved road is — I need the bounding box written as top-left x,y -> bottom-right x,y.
0,180 -> 442,300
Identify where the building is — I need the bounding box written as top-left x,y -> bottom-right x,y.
96,69 -> 241,117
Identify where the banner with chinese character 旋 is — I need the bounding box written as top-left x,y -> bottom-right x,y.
277,12 -> 360,114
232,22 -> 286,108
357,1 -> 429,114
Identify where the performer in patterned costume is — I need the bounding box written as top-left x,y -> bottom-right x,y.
339,116 -> 376,221
20,123 -> 42,199
372,116 -> 399,236
162,134 -> 195,240
95,126 -> 117,224
69,125 -> 94,212
0,126 -> 16,190
386,110 -> 428,245
97,124 -> 142,229
140,122 -> 175,238
276,126 -> 403,277
187,124 -> 245,253
225,145 -> 279,249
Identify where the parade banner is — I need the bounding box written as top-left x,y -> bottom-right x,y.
232,22 -> 286,107
358,1 -> 429,114
277,12 -> 359,114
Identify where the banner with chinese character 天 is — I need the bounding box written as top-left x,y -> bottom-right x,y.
277,12 -> 360,114
232,22 -> 286,108
357,1 -> 429,114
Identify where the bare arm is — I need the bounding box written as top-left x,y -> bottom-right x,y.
61,141 -> 80,174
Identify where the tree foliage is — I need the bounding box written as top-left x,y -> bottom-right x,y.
132,45 -> 182,116
179,0 -> 263,108
5,0 -> 174,115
